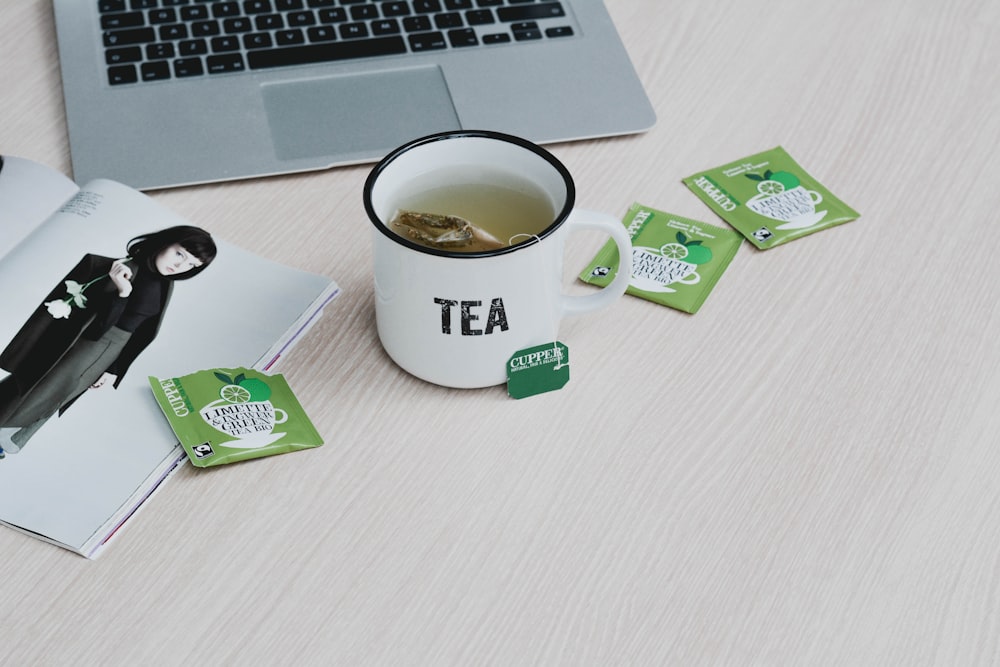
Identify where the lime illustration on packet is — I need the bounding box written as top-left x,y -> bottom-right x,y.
149,367 -> 322,467
683,146 -> 859,250
580,203 -> 741,313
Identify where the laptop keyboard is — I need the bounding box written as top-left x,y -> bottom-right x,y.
99,0 -> 575,85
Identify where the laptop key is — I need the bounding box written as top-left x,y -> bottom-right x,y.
244,0 -> 273,13
412,0 -> 443,14
244,32 -> 274,48
408,31 -> 446,50
276,29 -> 307,45
340,22 -> 369,39
211,36 -> 242,52
207,53 -> 247,73
372,20 -> 402,36
511,22 -> 541,40
434,12 -> 464,29
307,26 -> 338,41
179,39 -> 210,56
381,2 -> 411,17
465,10 -> 495,25
403,16 -> 432,32
174,57 -> 205,77
140,60 -> 171,81
99,0 -> 127,12
106,46 -> 143,64
247,35 -> 407,68
149,9 -> 178,24
288,11 -> 317,26
108,64 -> 138,85
104,27 -> 156,47
256,14 -> 285,30
159,24 -> 189,40
497,2 -> 564,22
212,2 -> 242,18
223,18 -> 253,32
100,12 -> 145,30
192,20 -> 222,37
318,8 -> 348,22
447,28 -> 478,47
146,42 -> 176,59
350,5 -> 379,20
180,6 -> 210,21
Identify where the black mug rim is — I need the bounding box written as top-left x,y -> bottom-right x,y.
363,130 -> 577,259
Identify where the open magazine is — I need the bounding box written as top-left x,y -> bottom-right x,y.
0,156 -> 340,558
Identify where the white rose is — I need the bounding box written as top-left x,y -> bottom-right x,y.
45,299 -> 73,319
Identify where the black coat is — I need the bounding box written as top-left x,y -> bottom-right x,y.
0,254 -> 171,417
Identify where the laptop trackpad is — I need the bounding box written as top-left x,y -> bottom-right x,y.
262,67 -> 461,162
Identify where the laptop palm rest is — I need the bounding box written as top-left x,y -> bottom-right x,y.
261,66 -> 461,163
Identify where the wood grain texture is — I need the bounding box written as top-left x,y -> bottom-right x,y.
2,0 -> 1000,664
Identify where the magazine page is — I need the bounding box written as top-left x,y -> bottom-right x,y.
0,179 -> 337,556
0,156 -> 81,259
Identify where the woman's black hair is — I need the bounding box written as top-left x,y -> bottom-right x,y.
127,225 -> 217,281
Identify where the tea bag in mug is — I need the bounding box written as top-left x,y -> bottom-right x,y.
683,146 -> 859,250
389,210 -> 505,252
149,367 -> 323,467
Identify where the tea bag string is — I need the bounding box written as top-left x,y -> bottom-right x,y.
507,233 -> 564,371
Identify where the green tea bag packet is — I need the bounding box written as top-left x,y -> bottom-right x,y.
149,368 -> 323,467
580,203 -> 741,314
683,146 -> 859,250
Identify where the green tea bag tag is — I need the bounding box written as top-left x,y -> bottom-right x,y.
507,342 -> 569,399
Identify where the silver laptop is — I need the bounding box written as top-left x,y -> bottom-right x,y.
53,0 -> 656,191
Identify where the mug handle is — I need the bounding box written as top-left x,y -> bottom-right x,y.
560,209 -> 633,317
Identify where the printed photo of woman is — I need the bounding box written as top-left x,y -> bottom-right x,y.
0,225 -> 217,458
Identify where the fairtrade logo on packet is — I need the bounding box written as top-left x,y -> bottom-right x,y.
149,367 -> 323,467
682,146 -> 859,250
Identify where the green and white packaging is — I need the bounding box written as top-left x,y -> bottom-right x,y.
149,367 -> 323,467
683,146 -> 859,250
579,203 -> 741,314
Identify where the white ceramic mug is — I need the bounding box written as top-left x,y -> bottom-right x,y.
364,130 -> 633,388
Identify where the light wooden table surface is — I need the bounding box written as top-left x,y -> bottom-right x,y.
3,1 -> 1000,664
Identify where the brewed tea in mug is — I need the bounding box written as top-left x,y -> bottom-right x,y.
388,166 -> 555,252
